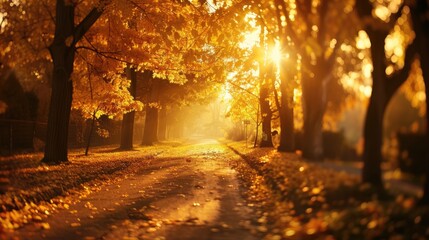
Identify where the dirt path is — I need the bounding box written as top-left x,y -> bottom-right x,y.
7,139 -> 260,240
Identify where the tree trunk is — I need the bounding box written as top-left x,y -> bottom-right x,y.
42,1 -> 103,164
259,85 -> 273,147
85,115 -> 95,156
421,55 -> 429,203
42,2 -> 75,164
362,92 -> 385,186
254,104 -> 260,147
158,106 -> 167,141
362,28 -> 417,189
142,106 -> 158,145
258,25 -> 273,148
259,61 -> 274,148
119,67 -> 137,150
277,59 -> 295,152
177,118 -> 184,138
355,0 -> 417,191
301,73 -> 325,159
411,0 -> 429,204
362,29 -> 390,187
142,77 -> 160,145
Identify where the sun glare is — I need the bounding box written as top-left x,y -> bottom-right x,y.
271,43 -> 282,64
270,40 -> 287,65
221,73 -> 235,102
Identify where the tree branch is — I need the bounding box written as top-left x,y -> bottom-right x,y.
73,1 -> 108,45
387,39 -> 418,97
295,0 -> 312,38
317,0 -> 329,46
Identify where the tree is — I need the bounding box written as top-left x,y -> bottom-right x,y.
153,72 -> 225,141
409,0 -> 429,204
225,71 -> 261,143
258,25 -> 274,147
1,0 -> 131,163
1,0 -> 236,163
271,2 -> 297,152
43,1 -> 105,164
119,67 -> 137,150
157,104 -> 168,141
242,0 -> 356,155
141,74 -> 160,146
356,0 -> 417,187
276,55 -> 296,152
270,0 -> 356,158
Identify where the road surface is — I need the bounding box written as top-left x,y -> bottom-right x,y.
8,139 -> 260,240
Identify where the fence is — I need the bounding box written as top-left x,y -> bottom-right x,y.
0,118 -> 126,155
0,119 -> 47,155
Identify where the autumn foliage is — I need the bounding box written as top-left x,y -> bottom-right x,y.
1,0 -> 429,238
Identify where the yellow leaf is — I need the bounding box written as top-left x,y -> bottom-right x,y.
40,222 -> 50,229
71,222 -> 81,227
367,220 -> 377,229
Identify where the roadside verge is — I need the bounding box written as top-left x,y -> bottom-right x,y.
224,140 -> 429,240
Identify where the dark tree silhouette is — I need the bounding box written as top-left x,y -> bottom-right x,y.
356,0 -> 417,188
409,0 -> 429,204
42,1 -> 104,164
120,67 -> 137,150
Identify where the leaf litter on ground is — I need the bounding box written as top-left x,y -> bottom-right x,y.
0,143 -> 178,233
225,141 -> 429,240
2,140 -> 429,240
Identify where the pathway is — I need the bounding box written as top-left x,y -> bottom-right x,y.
7,139 -> 259,240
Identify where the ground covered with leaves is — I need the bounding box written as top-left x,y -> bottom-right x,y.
0,140 -> 262,240
226,141 -> 429,240
0,144 -> 171,232
1,140 -> 429,240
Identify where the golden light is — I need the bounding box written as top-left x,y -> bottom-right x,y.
221,76 -> 233,102
240,30 -> 259,50
361,85 -> 372,98
0,13 -> 7,34
240,12 -> 259,50
356,31 -> 371,50
270,40 -> 288,65
271,44 -> 282,64
288,0 -> 297,21
362,60 -> 373,79
416,92 -> 426,102
293,88 -> 302,102
373,0 -> 403,22
374,5 -> 390,21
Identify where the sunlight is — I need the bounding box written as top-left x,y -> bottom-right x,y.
356,31 -> 371,50
271,41 -> 282,65
220,78 -> 233,102
340,69 -> 372,100
362,60 -> 373,79
2,0 -> 429,238
293,87 -> 302,103
240,30 -> 259,50
239,12 -> 260,50
373,0 -> 403,21
0,12 -> 7,34
270,40 -> 289,67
